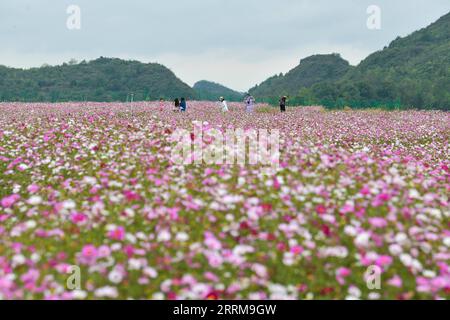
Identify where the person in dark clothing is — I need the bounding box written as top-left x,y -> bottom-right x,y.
174,98 -> 180,112
280,96 -> 287,112
180,98 -> 187,112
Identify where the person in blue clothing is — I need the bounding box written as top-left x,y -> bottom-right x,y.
180,97 -> 187,112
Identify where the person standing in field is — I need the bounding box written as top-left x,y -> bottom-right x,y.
159,98 -> 165,112
219,97 -> 229,113
244,94 -> 255,112
180,97 -> 187,112
280,96 -> 287,113
174,98 -> 180,112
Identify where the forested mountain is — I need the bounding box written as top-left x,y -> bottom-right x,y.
193,80 -> 244,101
0,57 -> 195,102
250,12 -> 450,110
249,54 -> 352,99
0,12 -> 448,109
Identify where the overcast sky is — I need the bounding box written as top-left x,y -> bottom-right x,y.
1,0 -> 449,91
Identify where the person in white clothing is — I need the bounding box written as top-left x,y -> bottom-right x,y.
219,97 -> 229,112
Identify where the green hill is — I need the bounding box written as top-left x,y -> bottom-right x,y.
0,11 -> 448,109
312,11 -> 450,109
0,57 -> 195,102
249,54 -> 353,99
193,80 -> 244,101
250,12 -> 450,110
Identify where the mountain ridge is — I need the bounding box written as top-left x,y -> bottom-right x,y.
251,11 -> 450,110
0,57 -> 195,102
193,80 -> 244,102
0,11 -> 448,109
249,53 -> 353,98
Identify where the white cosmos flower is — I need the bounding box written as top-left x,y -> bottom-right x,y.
72,290 -> 88,300
400,253 -> 413,267
94,286 -> 118,298
355,232 -> 371,247
63,200 -> 76,210
144,267 -> 158,279
157,229 -> 171,242
175,232 -> 189,242
128,259 -> 143,271
348,286 -> 361,298
25,220 -> 37,229
108,270 -> 123,284
12,254 -> 26,267
389,244 -> 403,256
28,196 -> 42,206
423,270 -> 437,278
368,292 -> 381,300
444,237 -> 450,247
83,176 -> 97,185
344,225 -> 357,236
395,233 -> 409,246
18,163 -> 29,170
152,292 -> 164,300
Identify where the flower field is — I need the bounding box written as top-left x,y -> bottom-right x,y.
0,102 -> 449,300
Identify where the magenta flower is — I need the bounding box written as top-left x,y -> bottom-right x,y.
290,245 -> 304,255
1,194 -> 20,208
336,267 -> 351,285
82,245 -> 98,258
369,217 -> 388,229
340,204 -> 354,214
78,244 -> 98,265
375,255 -> 393,268
372,193 -> 391,207
108,226 -> 126,241
70,212 -> 88,224
27,184 -> 40,194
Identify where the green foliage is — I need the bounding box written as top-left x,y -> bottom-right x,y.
249,53 -> 352,99
0,57 -> 195,102
193,80 -> 244,102
250,12 -> 450,111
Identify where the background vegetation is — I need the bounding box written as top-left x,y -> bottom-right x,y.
0,12 -> 448,110
250,12 -> 449,110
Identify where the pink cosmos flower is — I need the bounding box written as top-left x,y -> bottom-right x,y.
375,255 -> 393,268
204,232 -> 222,250
340,204 -> 354,214
167,207 -> 180,220
70,212 -> 88,224
204,272 -> 220,282
360,186 -> 371,196
369,217 -> 388,229
124,245 -> 135,258
336,267 -> 351,285
20,269 -> 40,284
123,190 -> 141,202
82,245 -> 97,258
79,244 -> 98,265
27,184 -> 40,194
315,204 -> 327,215
108,226 -> 126,241
372,193 -> 391,207
1,194 -> 20,208
290,245 -> 304,255
97,245 -> 112,258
